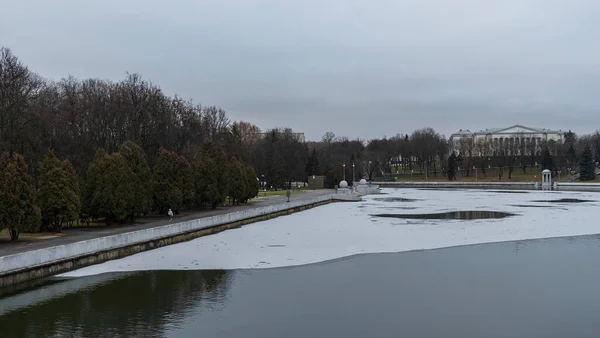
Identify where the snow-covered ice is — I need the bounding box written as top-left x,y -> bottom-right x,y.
60,188 -> 600,277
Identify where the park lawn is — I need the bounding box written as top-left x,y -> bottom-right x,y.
256,189 -> 313,197
394,168 -> 546,183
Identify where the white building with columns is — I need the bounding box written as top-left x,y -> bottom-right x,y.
449,125 -> 565,156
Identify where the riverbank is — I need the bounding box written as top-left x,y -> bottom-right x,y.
0,190 -> 343,288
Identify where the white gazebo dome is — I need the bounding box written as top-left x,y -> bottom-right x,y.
542,169 -> 551,173
339,180 -> 348,188
359,179 -> 367,185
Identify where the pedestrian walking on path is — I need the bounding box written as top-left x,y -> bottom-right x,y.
168,209 -> 173,222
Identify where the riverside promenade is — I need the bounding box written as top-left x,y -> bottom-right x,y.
0,190 -> 333,270
0,190 -> 343,288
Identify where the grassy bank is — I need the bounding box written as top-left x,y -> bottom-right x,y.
255,189 -> 318,197
394,168 -> 571,183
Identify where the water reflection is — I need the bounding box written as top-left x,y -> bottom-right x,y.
372,210 -> 515,220
3,236 -> 600,338
0,270 -> 230,338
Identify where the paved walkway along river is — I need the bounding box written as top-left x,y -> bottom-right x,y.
0,190 -> 333,259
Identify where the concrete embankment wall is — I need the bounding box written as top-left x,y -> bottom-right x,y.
0,195 -> 340,288
374,181 -> 600,192
553,182 -> 600,192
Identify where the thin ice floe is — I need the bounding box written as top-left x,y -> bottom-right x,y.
59,188 -> 600,277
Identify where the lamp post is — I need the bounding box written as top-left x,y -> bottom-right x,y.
343,162 -> 346,181
558,170 -> 561,181
352,163 -> 355,185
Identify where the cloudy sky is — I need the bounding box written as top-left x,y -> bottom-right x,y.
2,0 -> 599,140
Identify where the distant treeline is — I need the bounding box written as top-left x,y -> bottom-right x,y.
1,46 -> 599,239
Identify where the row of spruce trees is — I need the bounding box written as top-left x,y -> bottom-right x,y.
0,140 -> 259,240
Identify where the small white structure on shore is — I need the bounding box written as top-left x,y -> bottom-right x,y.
355,179 -> 382,195
333,180 -> 361,200
336,180 -> 352,195
542,169 -> 552,190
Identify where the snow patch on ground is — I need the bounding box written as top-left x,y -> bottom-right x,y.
60,188 -> 600,277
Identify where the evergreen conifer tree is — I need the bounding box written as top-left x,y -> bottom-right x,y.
37,150 -> 81,231
0,152 -> 41,240
244,165 -> 259,202
84,149 -> 109,219
447,152 -> 458,181
62,159 -> 82,226
579,145 -> 596,181
84,149 -> 137,223
196,141 -> 229,209
227,157 -> 248,204
153,148 -> 195,213
541,148 -> 554,173
119,141 -> 153,220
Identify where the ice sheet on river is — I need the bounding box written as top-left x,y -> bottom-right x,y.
60,188 -> 600,277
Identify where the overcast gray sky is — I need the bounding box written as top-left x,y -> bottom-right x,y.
1,0 -> 599,140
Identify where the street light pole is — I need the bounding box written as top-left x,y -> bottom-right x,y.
343,162 -> 346,181
352,163 -> 355,185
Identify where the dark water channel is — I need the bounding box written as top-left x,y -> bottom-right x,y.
373,210 -> 515,220
2,235 -> 600,338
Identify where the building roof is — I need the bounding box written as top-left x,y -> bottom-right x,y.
451,125 -> 562,137
475,125 -> 562,134
452,129 -> 474,136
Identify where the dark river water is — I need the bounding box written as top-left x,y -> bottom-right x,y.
2,235 -> 600,338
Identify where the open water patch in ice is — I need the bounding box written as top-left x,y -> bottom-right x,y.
510,204 -> 565,209
531,198 -> 595,203
372,210 -> 515,220
379,206 -> 418,210
489,190 -> 530,194
58,188 -> 600,277
372,197 -> 419,202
